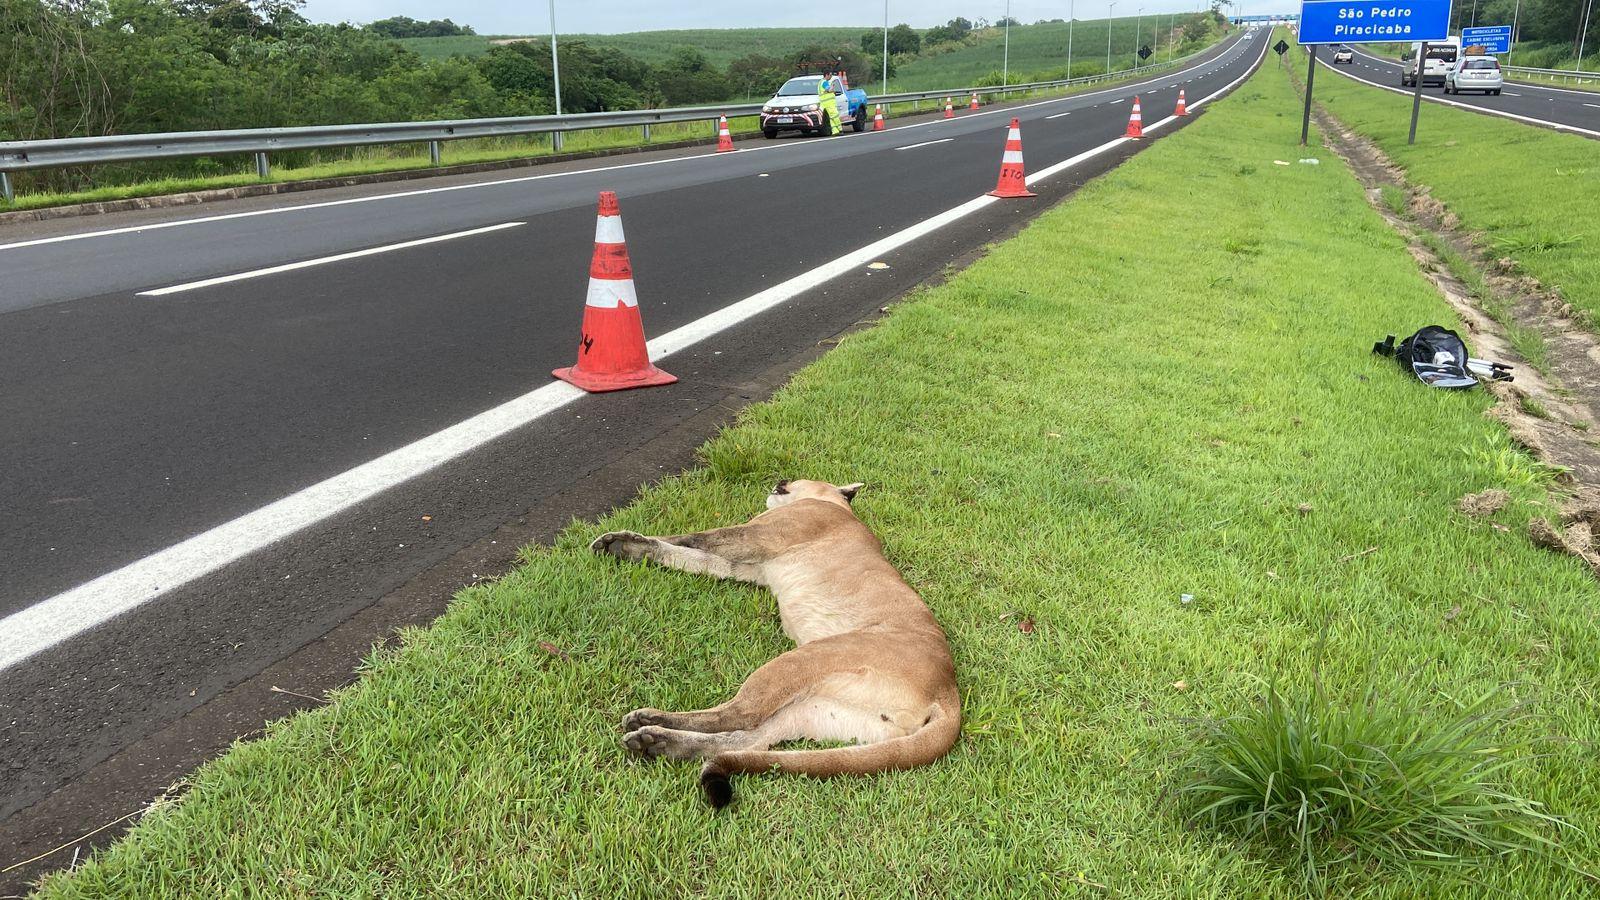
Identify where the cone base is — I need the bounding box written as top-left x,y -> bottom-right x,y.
988,188 -> 1037,198
552,364 -> 678,393
716,145 -> 736,153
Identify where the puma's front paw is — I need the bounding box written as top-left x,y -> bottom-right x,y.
591,530 -> 652,561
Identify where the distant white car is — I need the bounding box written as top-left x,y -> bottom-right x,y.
1332,46 -> 1354,64
1445,57 -> 1504,95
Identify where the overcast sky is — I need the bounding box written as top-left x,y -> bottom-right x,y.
300,1 -> 1237,35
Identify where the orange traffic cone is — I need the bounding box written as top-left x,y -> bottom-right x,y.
1125,96 -> 1144,139
944,98 -> 954,119
987,117 -> 1036,199
1174,89 -> 1188,116
552,192 -> 677,393
873,105 -> 885,131
715,116 -> 735,153
969,92 -> 981,110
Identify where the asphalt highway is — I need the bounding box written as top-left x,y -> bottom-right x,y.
1320,44 -> 1600,137
0,28 -> 1266,885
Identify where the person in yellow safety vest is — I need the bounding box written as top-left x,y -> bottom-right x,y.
817,76 -> 841,136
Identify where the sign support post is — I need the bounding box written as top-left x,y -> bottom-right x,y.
1408,41 -> 1427,145
1301,45 -> 1317,145
1298,0 -> 1453,145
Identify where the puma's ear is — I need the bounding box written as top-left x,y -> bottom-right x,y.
838,482 -> 866,502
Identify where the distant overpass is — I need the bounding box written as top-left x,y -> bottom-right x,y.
1231,13 -> 1299,24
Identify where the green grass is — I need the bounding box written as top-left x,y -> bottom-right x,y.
32,49 -> 1600,898
1186,675 -> 1566,892
1288,40 -> 1600,332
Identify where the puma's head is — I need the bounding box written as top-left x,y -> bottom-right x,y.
767,479 -> 865,510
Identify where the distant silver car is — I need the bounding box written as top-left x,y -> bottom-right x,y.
1445,57 -> 1504,95
1332,46 -> 1354,64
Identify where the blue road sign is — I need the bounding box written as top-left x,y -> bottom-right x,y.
1461,25 -> 1512,53
1297,0 -> 1453,44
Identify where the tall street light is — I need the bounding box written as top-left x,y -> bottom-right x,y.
1068,0 -> 1075,78
1108,1 -> 1118,74
1510,0 -> 1522,67
548,0 -> 562,150
1004,0 -> 1013,85
882,0 -> 890,94
1580,0 -> 1595,73
1135,6 -> 1144,69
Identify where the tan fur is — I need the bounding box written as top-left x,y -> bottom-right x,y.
591,480 -> 960,806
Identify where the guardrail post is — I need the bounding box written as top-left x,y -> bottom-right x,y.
553,132 -> 564,153
254,152 -> 270,180
0,171 -> 12,205
428,140 -> 441,167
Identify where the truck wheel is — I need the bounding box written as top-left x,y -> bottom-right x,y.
763,128 -> 778,139
850,111 -> 866,133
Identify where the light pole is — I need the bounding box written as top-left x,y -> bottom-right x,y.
1108,1 -> 1117,74
1510,0 -> 1522,66
1004,0 -> 1012,85
882,0 -> 889,94
1135,6 -> 1144,69
1068,0 -> 1075,79
1580,0 -> 1595,73
548,0 -> 562,150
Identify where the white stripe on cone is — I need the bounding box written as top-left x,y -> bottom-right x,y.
594,216 -> 625,244
585,278 -> 639,308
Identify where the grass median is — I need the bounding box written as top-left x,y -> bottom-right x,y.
32,51 -> 1600,897
1293,43 -> 1600,330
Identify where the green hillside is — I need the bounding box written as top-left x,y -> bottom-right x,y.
891,16 -> 1220,90
396,17 -> 1224,87
399,27 -> 867,67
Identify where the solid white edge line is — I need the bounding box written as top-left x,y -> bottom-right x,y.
0,36 -> 1254,253
0,29 -> 1269,674
136,222 -> 526,296
1317,53 -> 1600,138
894,138 -> 956,151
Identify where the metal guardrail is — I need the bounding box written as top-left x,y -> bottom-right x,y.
1502,64 -> 1600,84
0,45 -> 1219,204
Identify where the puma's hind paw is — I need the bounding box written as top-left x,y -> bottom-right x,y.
622,725 -> 672,759
591,530 -> 652,561
621,708 -> 666,733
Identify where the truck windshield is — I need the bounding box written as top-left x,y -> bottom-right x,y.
777,77 -> 824,96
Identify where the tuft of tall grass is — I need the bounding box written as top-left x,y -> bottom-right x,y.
1182,674 -> 1571,891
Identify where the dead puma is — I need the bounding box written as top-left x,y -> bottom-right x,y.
591,479 -> 960,808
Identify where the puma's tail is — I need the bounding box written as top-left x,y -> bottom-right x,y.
698,697 -> 960,809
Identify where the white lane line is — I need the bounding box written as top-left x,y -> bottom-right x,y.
135,222 -> 525,296
0,40 -> 1253,253
1586,103 -> 1600,109
1317,54 -> 1600,138
895,138 -> 955,151
1502,91 -> 1522,96
1046,111 -> 1073,119
0,28 -> 1268,674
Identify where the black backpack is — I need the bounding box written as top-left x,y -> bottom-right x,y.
1372,326 -> 1511,389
